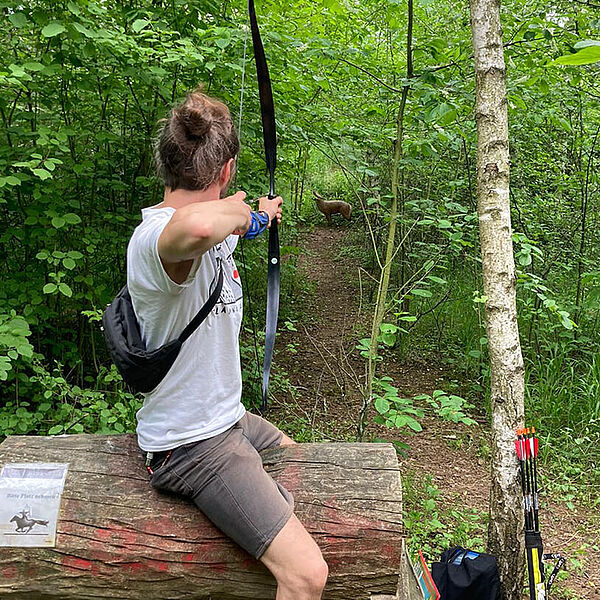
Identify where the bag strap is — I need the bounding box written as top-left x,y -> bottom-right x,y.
447,547 -> 468,564
178,261 -> 224,345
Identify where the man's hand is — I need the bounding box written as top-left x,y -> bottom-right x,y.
258,195 -> 283,227
225,191 -> 252,236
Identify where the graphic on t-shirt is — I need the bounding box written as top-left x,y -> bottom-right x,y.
213,240 -> 242,315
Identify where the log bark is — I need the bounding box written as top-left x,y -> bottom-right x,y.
0,435 -> 404,600
469,0 -> 525,598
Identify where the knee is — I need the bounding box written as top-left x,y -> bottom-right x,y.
311,557 -> 329,591
306,557 -> 329,592
285,556 -> 328,595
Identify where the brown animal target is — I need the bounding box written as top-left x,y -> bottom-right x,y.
313,191 -> 352,225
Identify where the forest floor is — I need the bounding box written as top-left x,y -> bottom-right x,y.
269,223 -> 600,600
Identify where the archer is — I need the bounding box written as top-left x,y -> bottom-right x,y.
129,88 -> 328,600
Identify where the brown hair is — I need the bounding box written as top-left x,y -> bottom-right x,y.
155,88 -> 239,191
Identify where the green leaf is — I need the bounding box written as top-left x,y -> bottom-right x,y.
573,40 -> 600,49
424,498 -> 436,511
24,62 -> 45,71
63,258 -> 76,270
8,13 -> 27,27
374,397 -> 390,415
9,64 -> 28,78
381,333 -> 396,346
58,283 -> 73,297
63,213 -> 81,224
427,275 -> 447,284
356,338 -> 371,351
132,19 -> 150,33
8,13 -> 28,28
552,46 -> 600,66
48,425 -> 64,435
43,283 -> 57,294
398,315 -> 417,322
67,2 -> 82,15
406,418 -> 423,432
32,168 -> 52,180
323,0 -> 344,12
42,23 -> 66,38
72,23 -> 96,38
430,103 -> 456,126
52,216 -> 66,228
412,289 -> 432,298
536,78 -> 549,94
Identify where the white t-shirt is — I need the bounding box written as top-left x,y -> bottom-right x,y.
127,204 -> 246,452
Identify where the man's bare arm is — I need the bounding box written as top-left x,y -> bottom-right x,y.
158,192 -> 251,264
155,192 -> 251,285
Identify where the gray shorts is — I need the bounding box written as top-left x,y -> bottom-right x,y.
145,412 -> 294,559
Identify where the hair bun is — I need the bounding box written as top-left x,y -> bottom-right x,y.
156,88 -> 239,191
179,104 -> 212,140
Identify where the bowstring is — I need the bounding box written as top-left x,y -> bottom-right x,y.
235,15 -> 262,396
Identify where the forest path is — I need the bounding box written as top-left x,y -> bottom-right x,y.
271,222 -> 599,600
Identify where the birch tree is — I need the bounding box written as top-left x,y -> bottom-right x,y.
470,0 -> 525,597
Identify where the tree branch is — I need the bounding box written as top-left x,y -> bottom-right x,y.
338,58 -> 403,93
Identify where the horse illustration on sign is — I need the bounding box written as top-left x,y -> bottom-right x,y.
9,507 -> 49,533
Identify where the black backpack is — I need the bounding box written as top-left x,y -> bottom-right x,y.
102,264 -> 223,394
432,547 -> 500,600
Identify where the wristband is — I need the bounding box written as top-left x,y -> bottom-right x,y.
243,210 -> 270,240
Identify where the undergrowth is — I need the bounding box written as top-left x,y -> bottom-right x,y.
408,266 -> 600,507
402,470 -> 486,564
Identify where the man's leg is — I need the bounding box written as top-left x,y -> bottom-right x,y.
260,514 -> 328,600
237,413 -> 327,599
236,412 -> 296,449
280,432 -> 296,445
150,415 -> 328,599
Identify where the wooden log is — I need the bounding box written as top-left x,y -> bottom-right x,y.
0,435 -> 404,600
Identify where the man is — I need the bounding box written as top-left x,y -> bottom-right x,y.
126,88 -> 328,600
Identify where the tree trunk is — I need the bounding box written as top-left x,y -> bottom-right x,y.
0,435 -> 404,600
358,0 -> 414,440
469,1 -> 525,598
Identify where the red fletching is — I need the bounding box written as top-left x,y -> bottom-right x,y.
515,439 -> 522,460
534,436 -> 539,457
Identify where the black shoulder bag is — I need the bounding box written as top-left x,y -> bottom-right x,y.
431,546 -> 500,600
102,264 -> 223,394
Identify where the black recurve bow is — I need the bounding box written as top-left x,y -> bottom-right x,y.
248,0 -> 279,413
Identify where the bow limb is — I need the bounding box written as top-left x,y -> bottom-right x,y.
248,0 -> 279,412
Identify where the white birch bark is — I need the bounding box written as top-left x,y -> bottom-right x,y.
470,0 -> 525,598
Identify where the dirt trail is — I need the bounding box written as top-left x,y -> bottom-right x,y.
271,223 -> 599,599
273,226 -> 365,440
